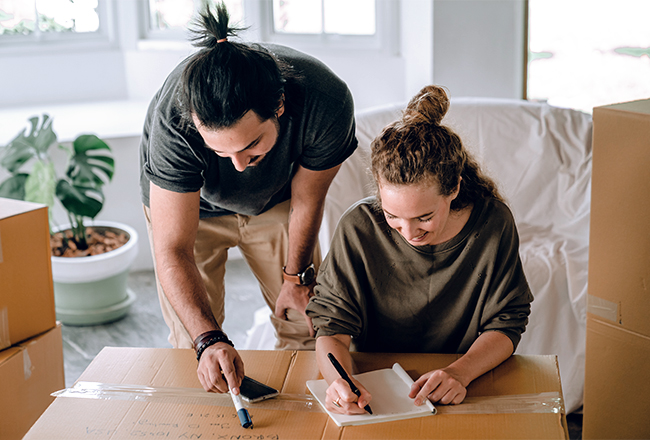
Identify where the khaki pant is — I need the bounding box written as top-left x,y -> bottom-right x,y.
144,199 -> 320,351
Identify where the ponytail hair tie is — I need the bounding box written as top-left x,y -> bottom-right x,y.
217,37 -> 228,43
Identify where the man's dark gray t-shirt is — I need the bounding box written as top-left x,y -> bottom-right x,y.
139,44 -> 358,218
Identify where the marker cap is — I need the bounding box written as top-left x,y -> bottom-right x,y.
237,408 -> 253,429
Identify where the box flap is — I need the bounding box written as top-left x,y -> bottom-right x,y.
596,98 -> 650,115
0,197 -> 46,220
289,352 -> 566,439
0,345 -> 21,365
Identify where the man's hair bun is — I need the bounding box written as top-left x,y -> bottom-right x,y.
189,2 -> 245,50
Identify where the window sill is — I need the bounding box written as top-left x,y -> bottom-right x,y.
0,99 -> 151,145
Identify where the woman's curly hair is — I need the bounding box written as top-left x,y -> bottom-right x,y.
371,85 -> 503,211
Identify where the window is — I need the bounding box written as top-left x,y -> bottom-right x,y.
146,0 -> 244,39
0,0 -> 112,48
262,0 -> 392,52
527,0 -> 650,113
271,0 -> 375,35
143,0 -> 390,54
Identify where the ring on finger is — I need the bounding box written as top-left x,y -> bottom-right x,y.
333,398 -> 341,408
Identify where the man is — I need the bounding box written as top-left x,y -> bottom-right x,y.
139,4 -> 357,394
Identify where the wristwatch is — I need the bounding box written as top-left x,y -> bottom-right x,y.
282,263 -> 316,286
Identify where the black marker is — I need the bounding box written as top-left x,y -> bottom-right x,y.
327,352 -> 373,414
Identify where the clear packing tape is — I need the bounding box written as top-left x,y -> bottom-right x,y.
0,306 -> 10,350
54,381 -> 563,415
53,382 -> 322,413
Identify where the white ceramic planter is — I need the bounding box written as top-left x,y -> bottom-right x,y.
51,221 -> 139,326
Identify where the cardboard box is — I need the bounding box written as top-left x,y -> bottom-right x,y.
25,348 -> 567,439
584,318 -> 650,439
0,324 -> 65,440
0,198 -> 56,349
584,98 -> 650,439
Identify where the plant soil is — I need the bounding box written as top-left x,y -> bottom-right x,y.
51,227 -> 128,258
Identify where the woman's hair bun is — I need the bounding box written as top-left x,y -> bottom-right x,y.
403,85 -> 450,126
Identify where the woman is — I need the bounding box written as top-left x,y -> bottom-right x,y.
305,85 -> 533,415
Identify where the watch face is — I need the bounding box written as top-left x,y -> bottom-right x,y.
300,265 -> 316,285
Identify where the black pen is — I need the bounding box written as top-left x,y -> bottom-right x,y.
327,352 -> 373,414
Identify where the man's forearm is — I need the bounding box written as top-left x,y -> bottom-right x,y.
285,164 -> 341,273
157,251 -> 221,340
284,200 -> 325,273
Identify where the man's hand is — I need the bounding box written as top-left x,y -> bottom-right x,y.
197,342 -> 245,393
274,280 -> 315,337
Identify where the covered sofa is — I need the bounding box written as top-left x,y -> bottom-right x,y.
248,97 -> 593,414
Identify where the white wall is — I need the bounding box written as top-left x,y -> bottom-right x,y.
433,0 -> 526,99
0,0 -> 526,271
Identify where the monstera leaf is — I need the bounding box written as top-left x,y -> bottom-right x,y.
25,160 -> 57,207
0,115 -> 58,213
56,134 -> 114,249
64,134 -> 114,189
0,114 -> 56,174
56,180 -> 105,219
0,173 -> 29,200
0,114 -> 115,251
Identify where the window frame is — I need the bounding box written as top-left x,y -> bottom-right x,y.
0,0 -> 116,55
258,0 -> 398,55
137,0 -> 398,55
140,0 -> 196,42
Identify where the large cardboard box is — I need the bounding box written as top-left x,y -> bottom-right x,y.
0,324 -> 65,440
584,98 -> 650,439
0,198 -> 56,349
25,348 -> 568,439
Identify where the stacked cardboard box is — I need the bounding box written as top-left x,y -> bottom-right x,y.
25,348 -> 568,439
0,198 -> 57,349
0,198 -> 65,439
0,324 -> 64,439
584,99 -> 650,439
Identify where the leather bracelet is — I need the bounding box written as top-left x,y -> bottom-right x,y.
193,330 -> 234,362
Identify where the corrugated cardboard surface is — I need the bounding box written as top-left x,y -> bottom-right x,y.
583,317 -> 650,439
588,100 -> 650,336
25,348 -> 567,439
0,198 -> 56,349
291,352 -> 567,440
585,99 -> 650,439
0,324 -> 65,440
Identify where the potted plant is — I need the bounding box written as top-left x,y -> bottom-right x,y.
0,113 -> 138,325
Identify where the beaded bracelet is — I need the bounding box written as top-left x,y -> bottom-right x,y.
194,330 -> 234,362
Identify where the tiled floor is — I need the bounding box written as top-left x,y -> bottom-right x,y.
61,258 -> 267,388
60,258 -> 583,439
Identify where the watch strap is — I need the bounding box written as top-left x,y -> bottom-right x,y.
282,264 -> 315,285
282,266 -> 302,284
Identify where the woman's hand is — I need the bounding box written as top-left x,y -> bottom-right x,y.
409,368 -> 467,406
409,331 -> 515,406
325,377 -> 372,415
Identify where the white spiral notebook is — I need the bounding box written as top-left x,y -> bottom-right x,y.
306,363 -> 436,427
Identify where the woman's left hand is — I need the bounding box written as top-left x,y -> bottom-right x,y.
409,368 -> 467,406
